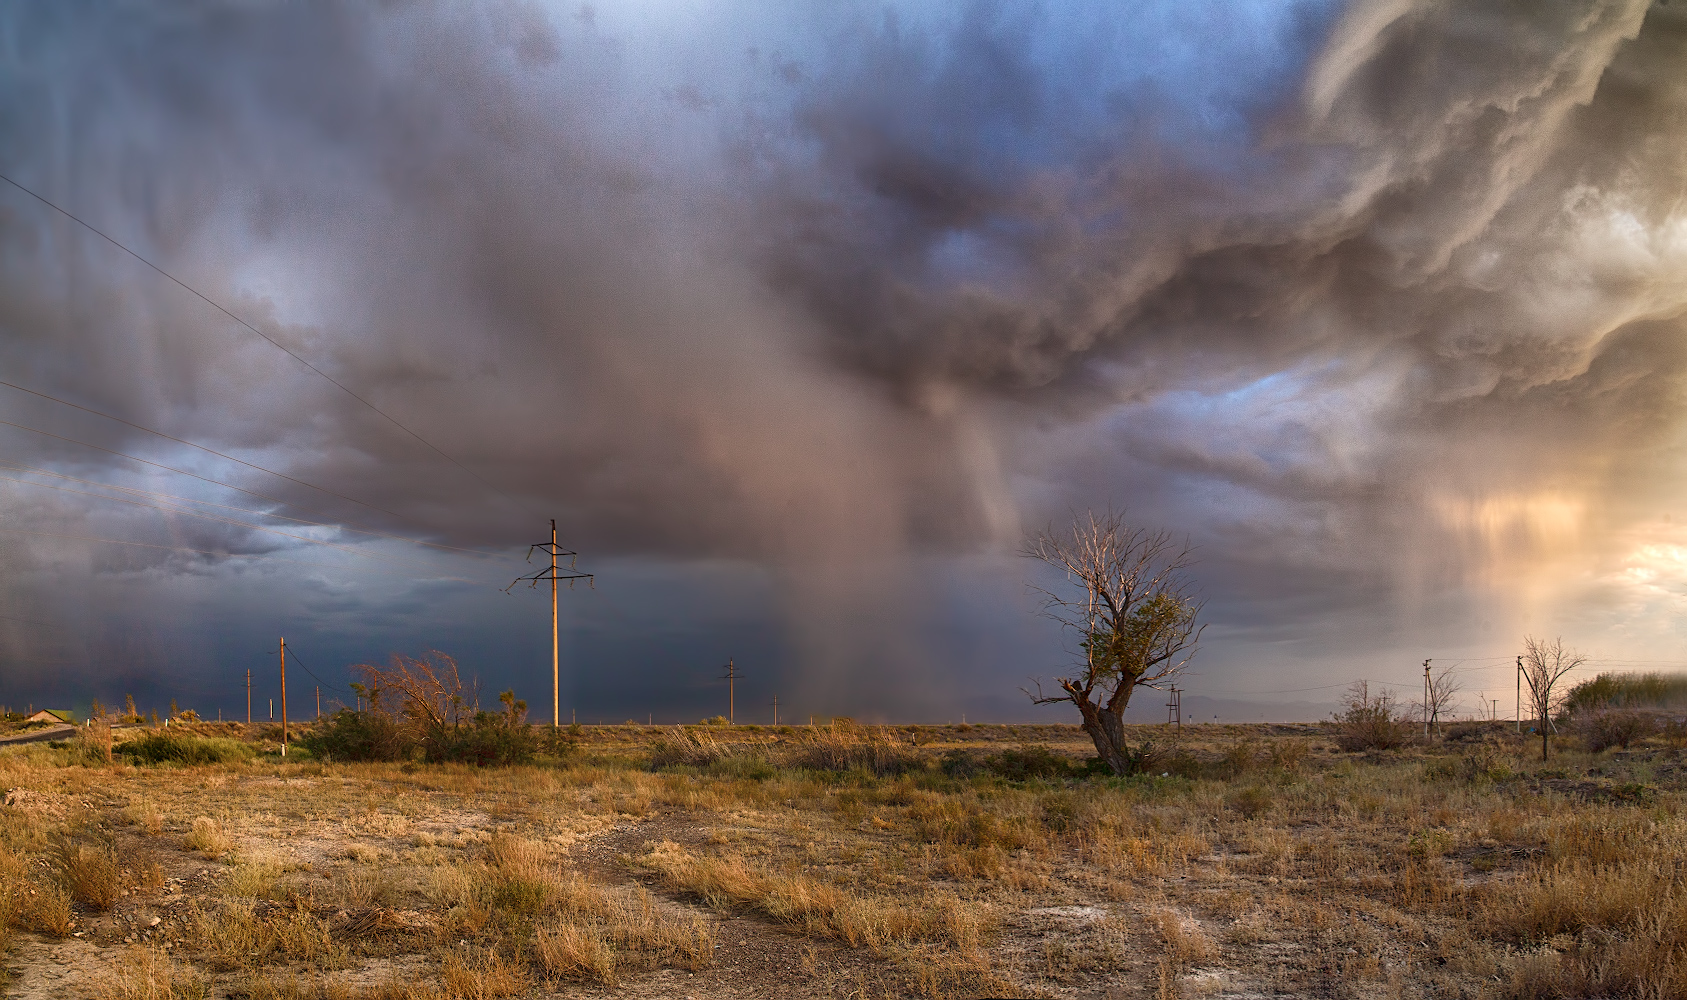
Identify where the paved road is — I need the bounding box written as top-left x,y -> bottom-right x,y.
0,724 -> 75,745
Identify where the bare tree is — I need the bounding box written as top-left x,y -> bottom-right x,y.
1521,635 -> 1586,761
352,651 -> 469,732
1413,663 -> 1461,738
1024,510 -> 1203,774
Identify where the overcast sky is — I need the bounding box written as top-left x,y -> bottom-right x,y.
3,0 -> 1686,725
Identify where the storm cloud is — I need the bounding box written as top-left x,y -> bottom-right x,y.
2,1 -> 1685,719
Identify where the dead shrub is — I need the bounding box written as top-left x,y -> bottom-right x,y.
786,723 -> 919,776
1151,908 -> 1216,967
55,840 -> 121,910
92,946 -> 207,1000
441,949 -> 527,1000
648,727 -> 730,769
643,841 -> 979,951
77,717 -> 114,765
1574,709 -> 1654,752
485,831 -> 559,914
536,921 -> 617,984
1331,681 -> 1412,751
183,817 -> 232,857
1228,785 -> 1273,819
28,880 -> 75,936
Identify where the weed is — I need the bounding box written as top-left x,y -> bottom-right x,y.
183,817 -> 232,857
117,733 -> 253,766
55,839 -> 121,909
92,946 -> 207,1000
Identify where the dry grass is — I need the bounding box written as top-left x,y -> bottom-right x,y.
94,946 -> 207,1000
182,816 -> 232,857
57,839 -> 123,909
643,839 -> 985,951
2,720 -> 1685,998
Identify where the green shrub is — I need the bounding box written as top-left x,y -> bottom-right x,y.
419,710 -> 538,766
116,732 -> 253,765
299,709 -> 408,762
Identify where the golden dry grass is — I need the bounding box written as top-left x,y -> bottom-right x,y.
0,719 -> 1683,998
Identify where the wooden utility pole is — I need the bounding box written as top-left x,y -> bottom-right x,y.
772,694 -> 778,727
1423,659 -> 1432,737
246,669 -> 251,725
550,520 -> 558,730
280,636 -> 288,754
721,659 -> 739,724
1516,655 -> 1522,733
315,685 -> 321,720
507,520 -> 593,729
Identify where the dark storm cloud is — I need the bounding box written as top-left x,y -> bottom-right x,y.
3,0 -> 1686,713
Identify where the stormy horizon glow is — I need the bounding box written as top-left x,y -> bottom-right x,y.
4,0 -> 1687,725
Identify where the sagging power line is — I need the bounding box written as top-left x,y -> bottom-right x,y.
0,171 -> 538,518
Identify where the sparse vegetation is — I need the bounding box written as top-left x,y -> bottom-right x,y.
2,717 -> 1686,998
1331,680 -> 1413,751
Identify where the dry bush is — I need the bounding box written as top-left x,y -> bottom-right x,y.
1574,708 -> 1654,752
786,723 -> 919,776
1151,908 -> 1217,967
907,796 -> 1039,851
77,717 -> 114,765
485,831 -> 559,914
1331,682 -> 1413,751
643,841 -> 980,950
185,900 -> 345,971
92,946 -> 207,1000
27,880 -> 75,936
536,921 -> 617,984
183,817 -> 232,858
241,971 -> 357,1000
125,801 -> 167,836
441,949 -> 527,1000
55,840 -> 122,910
648,727 -> 731,769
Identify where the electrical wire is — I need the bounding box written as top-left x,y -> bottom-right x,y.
271,644 -> 344,697
0,171 -> 542,520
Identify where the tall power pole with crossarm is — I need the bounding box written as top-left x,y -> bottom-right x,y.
508,520 -> 593,728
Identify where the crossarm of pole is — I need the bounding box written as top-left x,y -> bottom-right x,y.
504,566 -> 594,592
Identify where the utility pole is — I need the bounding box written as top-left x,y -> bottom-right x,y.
1423,659 -> 1432,737
280,636 -> 288,755
246,669 -> 252,725
315,685 -> 321,720
721,659 -> 739,725
507,520 -> 593,728
772,694 -> 778,727
1516,655 -> 1523,733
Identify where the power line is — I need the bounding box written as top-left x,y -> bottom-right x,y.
0,171 -> 538,518
268,643 -> 341,697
